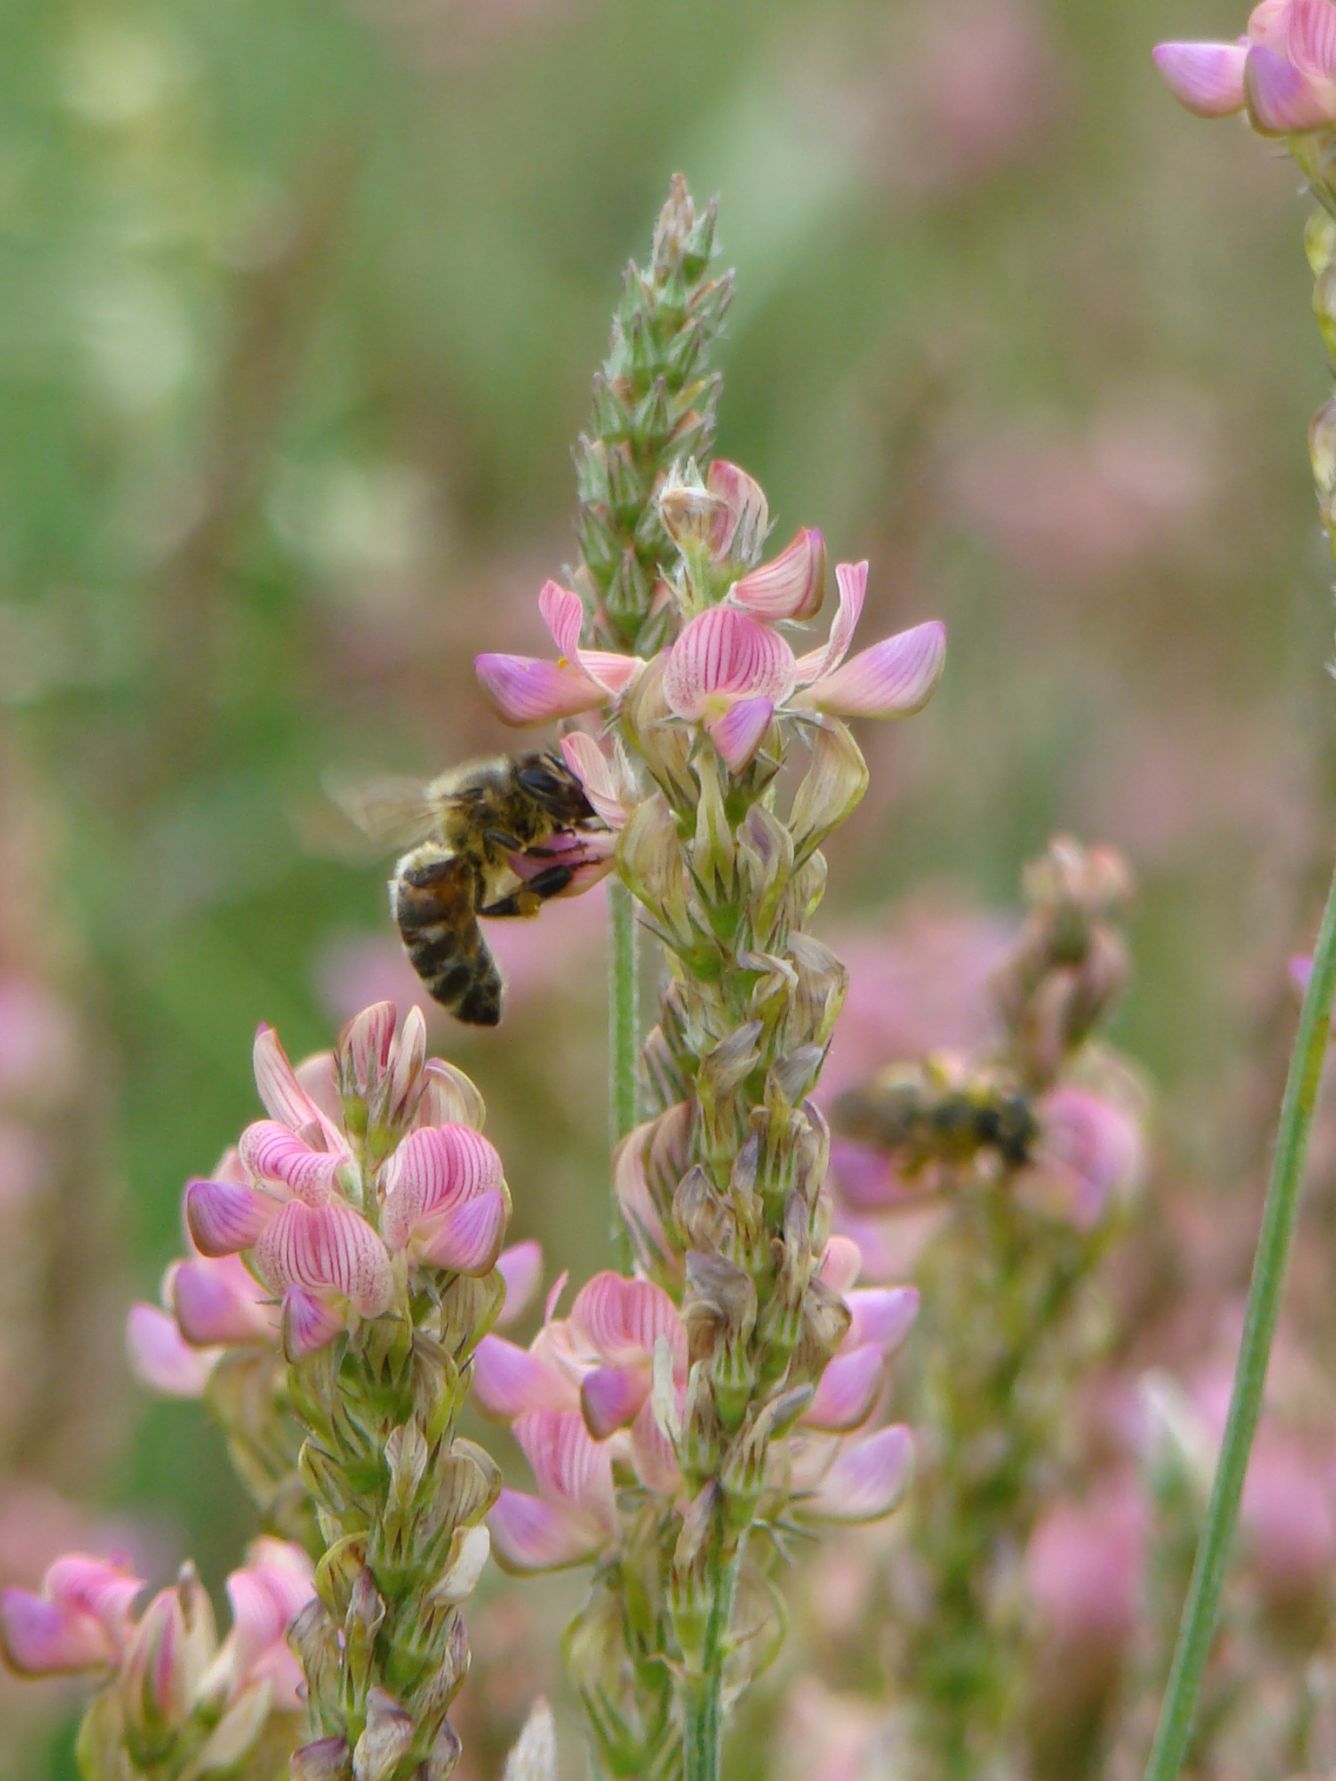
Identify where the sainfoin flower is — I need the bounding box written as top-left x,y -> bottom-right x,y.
1,1552 -> 145,1676
1155,0 -> 1336,134
475,580 -> 643,724
475,1245 -> 918,1569
659,561 -> 946,769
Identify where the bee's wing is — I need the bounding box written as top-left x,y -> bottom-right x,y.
325,773 -> 444,849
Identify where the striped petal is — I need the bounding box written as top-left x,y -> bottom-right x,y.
489,1490 -> 604,1572
253,1025 -> 340,1144
474,1335 -> 573,1418
381,1123 -> 504,1249
729,527 -> 826,621
1246,40 -> 1336,129
661,607 -> 797,720
560,731 -> 631,829
281,1287 -> 345,1359
569,1272 -> 685,1368
254,1200 -> 392,1315
513,1408 -> 616,1522
797,619 -> 946,719
417,1188 -> 508,1275
475,653 -> 607,725
802,1424 -> 915,1523
1287,0 -> 1336,76
706,697 -> 774,772
1152,40 -> 1249,115
238,1121 -> 340,1205
707,458 -> 769,560
185,1177 -> 273,1258
795,560 -> 867,683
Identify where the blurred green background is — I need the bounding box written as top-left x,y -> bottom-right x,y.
3,0 -> 1333,1771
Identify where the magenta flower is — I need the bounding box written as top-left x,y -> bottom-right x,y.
489,1409 -> 618,1572
475,580 -> 643,725
206,1538 -> 315,1712
661,562 -> 946,769
1155,0 -> 1336,134
1,1552 -> 145,1676
1019,1085 -> 1144,1229
727,526 -> 827,622
254,1199 -> 395,1358
791,1424 -> 916,1523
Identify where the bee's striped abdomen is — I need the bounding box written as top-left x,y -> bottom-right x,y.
391,850 -> 503,1027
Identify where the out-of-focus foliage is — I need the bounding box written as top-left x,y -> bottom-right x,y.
3,0 -> 1334,1772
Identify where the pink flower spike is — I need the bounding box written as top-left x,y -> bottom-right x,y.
1245,39 -> 1336,130
186,1176 -> 273,1258
417,1188 -> 508,1275
1,1553 -> 144,1676
559,731 -> 631,830
730,528 -> 827,622
238,1121 -> 341,1205
582,1364 -> 650,1438
803,1424 -> 915,1523
707,697 -> 775,772
798,619 -> 947,719
169,1258 -> 273,1348
1152,41 -> 1249,115
496,1240 -> 544,1326
663,607 -> 798,722
845,1286 -> 919,1356
255,1200 -> 393,1318
473,1335 -> 575,1419
127,1304 -> 215,1397
489,1489 -> 606,1573
802,1345 -> 885,1432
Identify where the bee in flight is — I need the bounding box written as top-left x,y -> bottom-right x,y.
336,751 -> 613,1026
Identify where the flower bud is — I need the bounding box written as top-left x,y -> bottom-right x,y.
352,1689 -> 415,1781
122,1567 -> 216,1750
292,1737 -> 353,1781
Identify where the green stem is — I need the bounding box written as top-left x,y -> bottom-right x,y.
683,1544 -> 741,1781
1143,859 -> 1336,1781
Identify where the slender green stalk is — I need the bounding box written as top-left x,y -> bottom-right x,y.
1143,859 -> 1336,1780
683,1544 -> 741,1781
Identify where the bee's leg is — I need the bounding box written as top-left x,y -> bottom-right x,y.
478,863 -> 578,918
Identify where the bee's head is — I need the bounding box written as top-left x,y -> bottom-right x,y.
516,752 -> 596,825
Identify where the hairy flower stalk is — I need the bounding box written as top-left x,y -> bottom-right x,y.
127,1003 -> 526,1779
1146,12 -> 1336,1774
833,840 -> 1144,1778
477,452 -> 945,1776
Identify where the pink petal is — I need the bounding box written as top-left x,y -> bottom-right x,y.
169,1259 -> 273,1347
415,1058 -> 486,1131
802,1345 -> 885,1432
845,1286 -> 919,1355
1286,0 -> 1336,76
474,654 -> 606,725
252,1025 -> 337,1142
612,1121 -> 673,1273
127,1304 -> 215,1396
706,697 -> 774,772
804,1425 -> 915,1523
559,732 -> 629,829
255,1200 -> 393,1314
381,1124 -> 504,1248
706,459 -> 769,559
628,1393 -> 682,1494
496,1240 -> 544,1326
795,560 -> 867,683
569,1273 -> 685,1368
0,1590 -> 116,1675
538,579 -> 585,659
661,607 -> 797,720
729,527 -> 826,621
798,619 -> 946,719
1245,40 -> 1336,129
238,1121 -> 340,1205
339,1001 -> 396,1086
578,650 -> 643,697
1152,40 -> 1249,114
513,1409 -> 615,1520
581,1364 -> 650,1438
473,1335 -> 574,1418
417,1188 -> 508,1275
819,1236 -> 864,1295
186,1177 -> 273,1257
281,1287 -> 345,1359
489,1490 -> 605,1572
221,1566 -> 307,1692
48,1555 -> 146,1628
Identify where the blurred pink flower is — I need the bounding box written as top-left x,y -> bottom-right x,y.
1026,1482 -> 1146,1652
1156,0 -> 1336,133
489,1409 -> 617,1572
1,1551 -> 144,1677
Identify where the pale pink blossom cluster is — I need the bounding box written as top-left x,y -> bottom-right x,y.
1155,0 -> 1336,134
127,1006 -> 542,1376
472,1235 -> 917,1572
474,460 -> 946,773
0,1537 -> 314,1720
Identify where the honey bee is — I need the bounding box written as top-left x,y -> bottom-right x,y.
336,752 -> 610,1026
834,1068 -> 1040,1174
